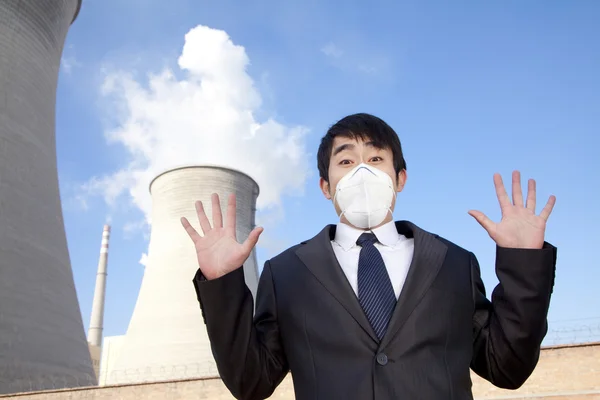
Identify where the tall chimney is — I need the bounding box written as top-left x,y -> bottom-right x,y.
88,225 -> 110,347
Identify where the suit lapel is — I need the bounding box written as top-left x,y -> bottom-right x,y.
294,221 -> 448,346
379,220 -> 448,349
295,225 -> 379,343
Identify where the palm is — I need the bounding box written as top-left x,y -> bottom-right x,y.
469,171 -> 556,249
181,193 -> 263,280
191,229 -> 248,279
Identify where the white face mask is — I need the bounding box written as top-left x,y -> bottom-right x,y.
333,163 -> 396,229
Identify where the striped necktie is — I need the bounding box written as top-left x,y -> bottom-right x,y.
356,232 -> 396,340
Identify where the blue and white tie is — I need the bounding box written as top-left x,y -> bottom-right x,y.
356,232 -> 396,340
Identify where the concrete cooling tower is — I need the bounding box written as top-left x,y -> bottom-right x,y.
0,0 -> 97,395
104,166 -> 260,385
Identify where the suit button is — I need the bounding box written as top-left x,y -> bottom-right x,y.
376,353 -> 388,365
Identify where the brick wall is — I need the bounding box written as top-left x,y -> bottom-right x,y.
1,342 -> 598,400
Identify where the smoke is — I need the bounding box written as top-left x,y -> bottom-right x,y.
83,25 -> 311,233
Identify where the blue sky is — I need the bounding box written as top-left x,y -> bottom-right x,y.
56,0 -> 599,345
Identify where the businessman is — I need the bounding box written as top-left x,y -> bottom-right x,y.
182,113 -> 557,400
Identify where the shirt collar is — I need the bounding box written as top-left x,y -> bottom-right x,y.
333,220 -> 402,251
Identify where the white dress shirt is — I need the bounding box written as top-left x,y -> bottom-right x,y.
331,220 -> 415,299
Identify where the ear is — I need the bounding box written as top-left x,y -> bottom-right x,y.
395,169 -> 407,193
319,177 -> 332,200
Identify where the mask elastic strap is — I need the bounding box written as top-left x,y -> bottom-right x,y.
333,190 -> 347,224
339,208 -> 347,222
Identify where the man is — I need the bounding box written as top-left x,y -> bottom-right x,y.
181,113 -> 557,400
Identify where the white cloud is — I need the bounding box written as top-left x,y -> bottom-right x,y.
320,41 -> 389,77
61,44 -> 82,74
321,42 -> 343,59
358,64 -> 378,75
83,25 -> 312,236
139,253 -> 148,267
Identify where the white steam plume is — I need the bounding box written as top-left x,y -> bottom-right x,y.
83,25 -> 311,235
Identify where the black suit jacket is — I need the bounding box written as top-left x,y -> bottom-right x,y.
193,221 -> 557,400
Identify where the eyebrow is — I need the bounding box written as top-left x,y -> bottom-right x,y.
332,141 -> 376,156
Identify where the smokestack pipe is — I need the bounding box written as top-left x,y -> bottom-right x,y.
88,224 -> 110,347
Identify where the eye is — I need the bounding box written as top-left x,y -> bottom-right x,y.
370,156 -> 383,162
339,159 -> 352,165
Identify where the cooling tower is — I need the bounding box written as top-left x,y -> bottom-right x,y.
104,165 -> 260,385
0,0 -> 97,394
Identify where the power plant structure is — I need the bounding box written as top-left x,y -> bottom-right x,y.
87,225 -> 112,379
100,165 -> 260,385
0,0 -> 97,395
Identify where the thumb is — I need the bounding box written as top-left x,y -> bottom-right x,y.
242,226 -> 264,254
468,210 -> 496,234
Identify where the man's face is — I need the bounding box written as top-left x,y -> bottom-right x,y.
319,135 -> 407,226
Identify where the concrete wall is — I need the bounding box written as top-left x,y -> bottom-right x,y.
97,336 -> 125,386
1,342 -> 598,399
472,342 -> 600,399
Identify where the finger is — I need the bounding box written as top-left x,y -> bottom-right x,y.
539,195 -> 556,221
526,179 -> 536,212
242,226 -> 264,254
226,193 -> 237,233
468,210 -> 496,235
493,173 -> 512,211
512,170 -> 524,207
212,193 -> 223,228
195,201 -> 212,234
181,217 -> 201,242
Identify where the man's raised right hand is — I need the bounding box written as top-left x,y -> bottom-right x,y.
181,193 -> 263,280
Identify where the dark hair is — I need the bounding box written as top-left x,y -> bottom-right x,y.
317,113 -> 407,182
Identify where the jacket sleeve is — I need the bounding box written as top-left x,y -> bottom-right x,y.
470,242 -> 557,389
192,260 -> 289,400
